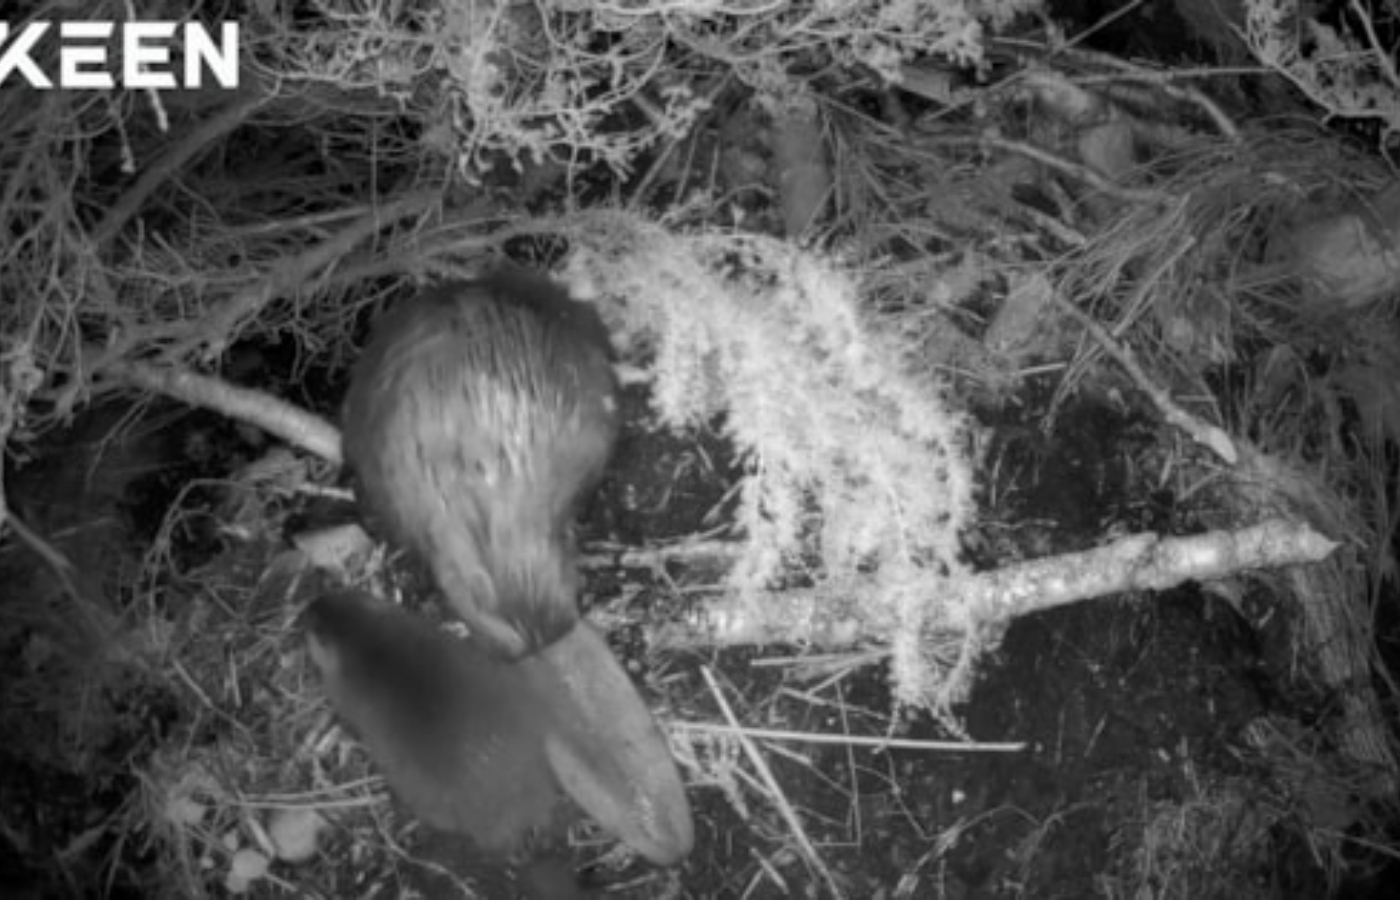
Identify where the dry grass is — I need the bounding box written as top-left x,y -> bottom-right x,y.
2,1 -> 1399,897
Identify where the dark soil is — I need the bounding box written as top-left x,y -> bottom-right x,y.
1,379 -> 1396,899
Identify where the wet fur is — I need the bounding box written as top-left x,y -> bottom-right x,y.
341,268 -> 619,658
304,589 -> 692,894
302,590 -> 564,859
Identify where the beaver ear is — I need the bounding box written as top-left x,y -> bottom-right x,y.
529,623 -> 694,867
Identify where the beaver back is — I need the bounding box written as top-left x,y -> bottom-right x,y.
342,269 -> 619,658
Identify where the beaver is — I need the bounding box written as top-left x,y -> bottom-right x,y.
303,589 -> 695,896
302,588 -> 583,899
340,267 -> 619,659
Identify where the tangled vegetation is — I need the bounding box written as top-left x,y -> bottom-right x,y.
2,0 -> 1399,897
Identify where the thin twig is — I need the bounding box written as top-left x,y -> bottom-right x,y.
1349,0 -> 1400,91
701,666 -> 847,900
171,188 -> 441,362
1053,237 -> 1239,463
92,91 -> 269,250
915,131 -> 1169,206
675,721 -> 1025,753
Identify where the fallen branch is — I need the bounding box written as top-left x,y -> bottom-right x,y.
106,359 -> 341,464
649,519 -> 1337,650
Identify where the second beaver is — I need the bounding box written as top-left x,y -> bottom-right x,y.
302,588 -> 582,898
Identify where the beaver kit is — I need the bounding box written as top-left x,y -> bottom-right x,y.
315,269 -> 692,893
